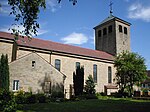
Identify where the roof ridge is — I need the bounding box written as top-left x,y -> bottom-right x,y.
0,31 -> 114,61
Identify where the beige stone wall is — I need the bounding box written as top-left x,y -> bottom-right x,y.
9,53 -> 64,93
51,53 -> 115,98
17,48 -> 50,62
95,19 -> 131,56
95,21 -> 116,55
115,21 -> 131,54
0,39 -> 117,97
0,41 -> 13,62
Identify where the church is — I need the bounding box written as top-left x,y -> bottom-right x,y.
0,14 -> 131,98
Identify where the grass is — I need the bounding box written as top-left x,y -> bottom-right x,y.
18,98 -> 150,112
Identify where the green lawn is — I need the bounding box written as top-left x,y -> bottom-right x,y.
18,98 -> 150,112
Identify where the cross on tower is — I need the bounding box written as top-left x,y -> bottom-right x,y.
109,0 -> 113,16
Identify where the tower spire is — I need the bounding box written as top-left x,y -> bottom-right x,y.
109,0 -> 113,16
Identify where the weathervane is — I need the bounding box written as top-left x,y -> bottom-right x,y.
109,0 -> 113,16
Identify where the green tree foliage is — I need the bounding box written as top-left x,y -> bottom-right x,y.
114,51 -> 147,96
84,75 -> 96,95
6,0 -> 77,37
73,66 -> 84,96
0,90 -> 17,112
0,54 -> 9,91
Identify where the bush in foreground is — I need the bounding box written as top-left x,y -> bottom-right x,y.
0,89 -> 17,112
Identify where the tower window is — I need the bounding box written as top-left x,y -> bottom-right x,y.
124,27 -> 128,34
93,64 -> 97,83
108,25 -> 112,33
108,66 -> 112,83
103,28 -> 107,35
76,62 -> 80,69
119,25 -> 122,32
55,59 -> 61,71
32,61 -> 36,68
98,30 -> 101,37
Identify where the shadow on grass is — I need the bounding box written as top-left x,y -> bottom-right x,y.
19,98 -> 150,112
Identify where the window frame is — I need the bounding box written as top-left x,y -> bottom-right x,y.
93,64 -> 97,83
119,25 -> 122,33
108,66 -> 112,83
13,80 -> 19,91
55,59 -> 61,71
103,28 -> 107,35
124,27 -> 128,34
76,62 -> 80,69
32,61 -> 36,68
98,30 -> 101,37
108,25 -> 113,33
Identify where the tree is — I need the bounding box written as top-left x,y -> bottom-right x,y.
3,0 -> 77,37
0,54 -> 10,91
73,66 -> 84,96
114,51 -> 147,97
84,75 -> 96,95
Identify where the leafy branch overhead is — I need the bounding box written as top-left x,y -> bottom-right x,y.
7,0 -> 78,37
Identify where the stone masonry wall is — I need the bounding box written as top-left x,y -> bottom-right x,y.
9,53 -> 64,93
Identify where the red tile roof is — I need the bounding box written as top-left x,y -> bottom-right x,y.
0,32 -> 114,61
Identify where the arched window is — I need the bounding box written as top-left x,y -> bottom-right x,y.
55,59 -> 61,71
98,30 -> 101,37
119,25 -> 122,32
124,27 -> 128,34
76,62 -> 80,69
93,64 -> 97,83
103,28 -> 107,35
108,66 -> 112,83
108,25 -> 112,33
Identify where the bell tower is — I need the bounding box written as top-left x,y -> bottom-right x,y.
94,2 -> 131,56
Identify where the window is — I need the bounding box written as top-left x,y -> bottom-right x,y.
103,28 -> 107,35
93,64 -> 97,83
55,59 -> 61,71
119,25 -> 122,32
142,84 -> 145,88
13,80 -> 19,91
98,30 -> 101,37
108,25 -> 112,33
32,61 -> 36,68
108,67 -> 112,83
124,27 -> 127,34
76,62 -> 80,69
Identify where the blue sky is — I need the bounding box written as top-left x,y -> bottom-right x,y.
0,0 -> 150,69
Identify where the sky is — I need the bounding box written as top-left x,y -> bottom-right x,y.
0,0 -> 150,69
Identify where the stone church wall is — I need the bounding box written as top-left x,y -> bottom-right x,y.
0,40 -> 13,62
51,53 -> 116,98
115,21 -> 131,54
9,53 -> 64,94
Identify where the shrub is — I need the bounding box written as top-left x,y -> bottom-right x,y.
37,93 -> 47,103
51,91 -> 64,98
82,94 -> 98,99
15,90 -> 26,104
84,75 -> 96,95
0,89 -> 17,112
26,94 -> 37,104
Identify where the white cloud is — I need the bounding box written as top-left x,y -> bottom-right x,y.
0,0 -> 11,15
61,32 -> 88,45
46,0 -> 61,12
128,3 -> 150,22
0,25 -> 48,36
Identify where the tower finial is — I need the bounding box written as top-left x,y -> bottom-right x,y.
109,0 -> 113,16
